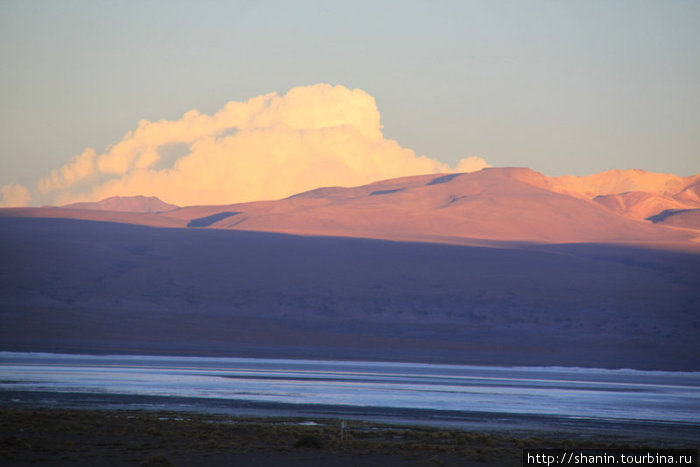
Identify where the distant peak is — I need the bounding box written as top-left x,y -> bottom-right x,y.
61,195 -> 179,213
551,169 -> 694,199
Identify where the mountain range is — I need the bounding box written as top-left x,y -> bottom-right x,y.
2,167 -> 699,249
1,167 -> 699,370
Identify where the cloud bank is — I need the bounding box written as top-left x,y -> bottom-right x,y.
1,84 -> 489,207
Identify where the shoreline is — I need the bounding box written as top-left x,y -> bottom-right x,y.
3,389 -> 699,445
3,348 -> 699,375
1,408 -> 697,467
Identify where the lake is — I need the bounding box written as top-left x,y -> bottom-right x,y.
1,352 -> 698,440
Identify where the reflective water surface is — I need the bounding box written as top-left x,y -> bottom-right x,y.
1,352 -> 699,431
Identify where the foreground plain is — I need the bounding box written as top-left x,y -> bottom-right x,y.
1,408 -> 697,467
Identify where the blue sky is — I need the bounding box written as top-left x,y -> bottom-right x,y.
1,0 -> 699,195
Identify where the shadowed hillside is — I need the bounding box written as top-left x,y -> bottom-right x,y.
1,217 -> 698,370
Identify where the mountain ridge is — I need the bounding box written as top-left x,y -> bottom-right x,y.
2,167 -> 699,250
2,167 -> 699,370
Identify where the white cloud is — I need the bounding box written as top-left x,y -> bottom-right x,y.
4,84 -> 489,207
455,156 -> 490,173
0,184 -> 31,207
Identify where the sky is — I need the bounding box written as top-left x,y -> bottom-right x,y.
1,0 -> 698,206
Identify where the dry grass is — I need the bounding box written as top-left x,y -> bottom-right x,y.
0,408 -> 695,466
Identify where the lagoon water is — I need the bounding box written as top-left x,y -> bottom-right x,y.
1,352 -> 699,437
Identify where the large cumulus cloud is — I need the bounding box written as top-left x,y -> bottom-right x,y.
1,84 -> 488,207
